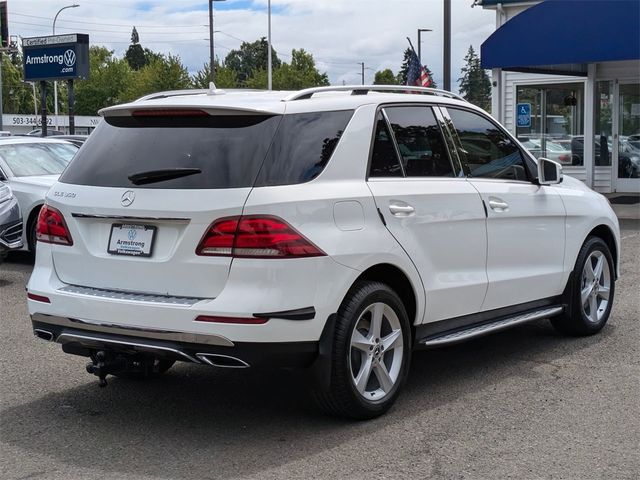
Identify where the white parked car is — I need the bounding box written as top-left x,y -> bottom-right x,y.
27,86 -> 620,419
0,138 -> 78,251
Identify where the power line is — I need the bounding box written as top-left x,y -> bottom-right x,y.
11,12 -> 207,29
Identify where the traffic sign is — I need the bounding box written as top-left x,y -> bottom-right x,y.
516,103 -> 531,128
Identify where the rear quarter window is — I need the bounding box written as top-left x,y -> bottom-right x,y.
254,110 -> 353,186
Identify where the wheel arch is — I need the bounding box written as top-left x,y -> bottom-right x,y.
350,263 -> 418,327
587,224 -> 618,278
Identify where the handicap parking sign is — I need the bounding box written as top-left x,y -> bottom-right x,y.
517,103 -> 531,128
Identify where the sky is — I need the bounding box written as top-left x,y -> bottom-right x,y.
6,0 -> 496,89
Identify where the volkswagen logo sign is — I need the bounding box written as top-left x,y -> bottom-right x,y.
128,229 -> 137,241
121,190 -> 135,207
63,49 -> 76,67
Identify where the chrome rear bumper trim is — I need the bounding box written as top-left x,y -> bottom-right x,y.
57,333 -> 200,363
58,285 -> 206,306
31,313 -> 234,347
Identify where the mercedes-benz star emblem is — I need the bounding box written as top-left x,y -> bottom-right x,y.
121,190 -> 135,207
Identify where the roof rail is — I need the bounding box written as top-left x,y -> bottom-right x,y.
282,85 -> 467,102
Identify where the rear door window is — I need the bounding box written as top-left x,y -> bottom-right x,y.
384,106 -> 456,177
369,112 -> 404,177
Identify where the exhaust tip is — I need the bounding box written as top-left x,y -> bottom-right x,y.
34,329 -> 54,342
196,353 -> 250,368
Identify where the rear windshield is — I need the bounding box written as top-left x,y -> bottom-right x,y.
60,110 -> 353,189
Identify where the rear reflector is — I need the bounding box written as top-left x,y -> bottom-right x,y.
196,215 -> 325,258
36,205 -> 73,246
195,315 -> 268,325
27,292 -> 51,303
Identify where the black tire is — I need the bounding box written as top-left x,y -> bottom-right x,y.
112,358 -> 176,380
312,281 -> 412,420
551,236 -> 615,336
28,215 -> 38,253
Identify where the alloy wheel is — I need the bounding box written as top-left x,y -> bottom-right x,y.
349,302 -> 404,401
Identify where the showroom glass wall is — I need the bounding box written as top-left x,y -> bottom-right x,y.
515,82 -> 584,166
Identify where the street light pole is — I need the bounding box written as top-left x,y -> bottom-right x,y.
209,0 -> 226,84
267,0 -> 272,90
417,28 -> 432,67
443,0 -> 451,91
52,4 -> 79,132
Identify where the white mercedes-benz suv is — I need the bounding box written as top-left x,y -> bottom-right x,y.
27,85 -> 620,419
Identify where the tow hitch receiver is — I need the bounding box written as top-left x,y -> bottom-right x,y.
86,350 -> 164,386
86,351 -> 128,387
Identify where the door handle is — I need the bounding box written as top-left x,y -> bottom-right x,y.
488,198 -> 509,211
389,201 -> 415,216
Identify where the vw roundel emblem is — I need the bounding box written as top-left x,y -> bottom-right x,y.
121,190 -> 135,207
128,229 -> 137,241
63,49 -> 76,67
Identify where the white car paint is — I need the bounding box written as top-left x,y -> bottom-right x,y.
26,88 -> 620,355
0,138 -> 78,251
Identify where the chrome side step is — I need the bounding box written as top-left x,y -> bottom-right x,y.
420,306 -> 563,348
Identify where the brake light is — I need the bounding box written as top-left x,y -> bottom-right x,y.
196,215 -> 325,258
559,154 -> 570,162
131,109 -> 209,117
36,205 -> 73,246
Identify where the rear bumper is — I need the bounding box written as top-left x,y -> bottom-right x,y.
32,314 -> 318,369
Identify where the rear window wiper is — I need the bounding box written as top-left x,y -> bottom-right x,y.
128,168 -> 202,185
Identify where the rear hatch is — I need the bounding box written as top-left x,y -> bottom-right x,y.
50,107 -> 283,298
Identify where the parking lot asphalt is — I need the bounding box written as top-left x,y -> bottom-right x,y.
1,221 -> 638,480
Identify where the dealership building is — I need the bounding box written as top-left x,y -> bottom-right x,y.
476,0 -> 640,193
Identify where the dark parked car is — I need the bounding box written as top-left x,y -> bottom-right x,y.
0,184 -> 23,263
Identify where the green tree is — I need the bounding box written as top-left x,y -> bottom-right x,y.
73,46 -> 133,115
1,53 -> 37,114
225,37 -> 281,85
125,27 -> 147,70
458,45 -> 491,111
125,54 -> 190,100
244,49 -> 328,90
192,62 -> 238,89
373,68 -> 398,85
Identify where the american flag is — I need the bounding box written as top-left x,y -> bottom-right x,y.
406,49 -> 433,88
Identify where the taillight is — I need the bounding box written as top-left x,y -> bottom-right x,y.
559,154 -> 570,162
196,215 -> 325,258
36,205 -> 73,246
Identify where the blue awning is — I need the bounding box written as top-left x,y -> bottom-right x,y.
481,0 -> 640,74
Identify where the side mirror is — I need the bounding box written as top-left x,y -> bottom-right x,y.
537,157 -> 563,185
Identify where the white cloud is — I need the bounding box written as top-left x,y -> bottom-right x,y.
9,0 -> 495,90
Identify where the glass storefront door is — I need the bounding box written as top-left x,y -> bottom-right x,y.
515,83 -> 584,166
615,82 -> 640,192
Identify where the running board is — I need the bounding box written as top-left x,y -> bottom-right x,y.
419,306 -> 563,348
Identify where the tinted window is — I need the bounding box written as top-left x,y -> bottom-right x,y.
60,115 -> 282,189
0,142 -> 77,177
369,112 -> 403,177
255,110 -> 353,186
447,108 -> 529,181
385,106 -> 455,177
